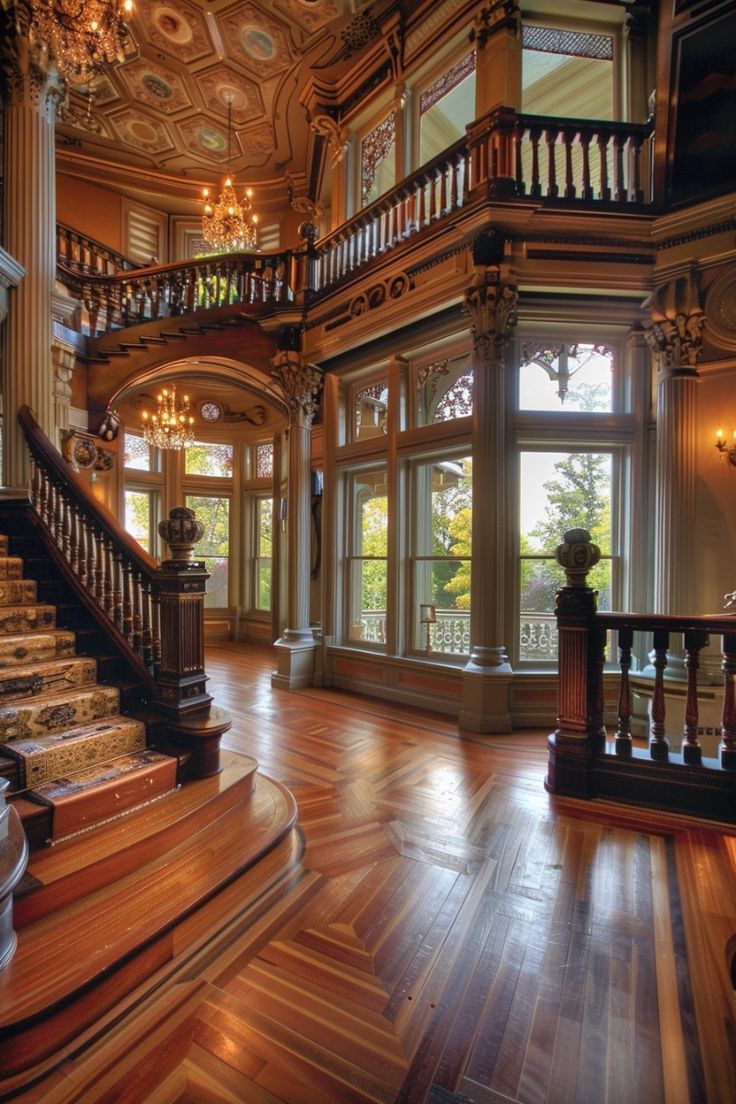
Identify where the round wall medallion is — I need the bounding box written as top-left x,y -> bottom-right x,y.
706,269 -> 736,351
153,6 -> 193,44
143,73 -> 173,99
240,25 -> 277,61
199,400 -> 223,423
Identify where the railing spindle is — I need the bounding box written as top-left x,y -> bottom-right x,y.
614,627 -> 633,758
650,627 -> 669,762
720,632 -> 736,769
682,628 -> 706,765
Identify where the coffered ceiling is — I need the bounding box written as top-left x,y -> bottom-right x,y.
56,0 -> 376,214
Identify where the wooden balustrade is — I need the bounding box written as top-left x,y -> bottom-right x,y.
57,249 -> 296,335
548,529 -> 736,823
18,406 -> 228,775
57,224 -> 136,276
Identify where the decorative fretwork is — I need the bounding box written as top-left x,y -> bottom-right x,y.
522,25 -> 613,60
123,433 -> 150,470
434,372 -> 474,422
420,51 -> 476,115
256,442 -> 274,479
520,342 -> 615,405
361,112 -> 396,207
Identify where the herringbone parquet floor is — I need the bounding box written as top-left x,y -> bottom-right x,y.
165,643 -> 736,1104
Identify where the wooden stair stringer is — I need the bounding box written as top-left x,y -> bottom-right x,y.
0,753 -> 298,1087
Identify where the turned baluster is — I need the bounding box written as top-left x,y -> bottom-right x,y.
76,519 -> 88,589
631,135 -> 644,203
439,168 -> 448,215
450,157 -> 460,209
142,581 -> 155,670
151,587 -> 162,670
61,496 -> 72,561
590,624 -> 607,752
720,632 -> 736,769
113,552 -> 124,632
94,529 -> 105,606
103,537 -> 115,618
122,561 -> 134,644
613,133 -> 626,201
682,628 -> 707,765
69,504 -> 81,576
131,573 -> 143,656
597,130 -> 611,201
85,519 -> 96,592
650,627 -> 669,761
53,482 -> 64,547
429,172 -> 438,221
513,122 -> 525,195
417,174 -> 427,228
545,125 -> 559,198
614,627 -> 634,758
580,133 -> 593,200
31,462 -> 41,512
563,127 -> 577,199
529,126 -> 542,198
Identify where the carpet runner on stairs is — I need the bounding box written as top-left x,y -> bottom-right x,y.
0,532 -> 178,844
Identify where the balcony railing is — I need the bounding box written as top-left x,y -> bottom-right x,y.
548,530 -> 736,823
57,223 -> 137,277
356,609 -> 471,655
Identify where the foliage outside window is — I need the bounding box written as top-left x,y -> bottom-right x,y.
186,494 -> 230,607
124,489 -> 156,553
412,456 -> 472,655
519,344 -> 614,411
255,496 -> 273,611
346,469 -> 388,645
519,449 -> 613,663
185,441 -> 234,477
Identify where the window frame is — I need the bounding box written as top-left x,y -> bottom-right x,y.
340,464 -> 390,652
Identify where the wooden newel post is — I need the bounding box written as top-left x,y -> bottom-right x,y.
153,507 -> 230,778
546,528 -> 602,799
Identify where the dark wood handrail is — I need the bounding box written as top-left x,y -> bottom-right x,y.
57,223 -> 137,275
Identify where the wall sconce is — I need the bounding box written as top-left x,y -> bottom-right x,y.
420,603 -> 436,655
715,428 -> 736,466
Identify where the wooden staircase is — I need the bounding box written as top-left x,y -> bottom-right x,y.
0,531 -> 179,847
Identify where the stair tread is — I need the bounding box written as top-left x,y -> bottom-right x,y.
0,631 -> 76,667
0,682 -> 119,741
4,715 -> 146,786
0,606 -> 57,632
0,656 -> 97,703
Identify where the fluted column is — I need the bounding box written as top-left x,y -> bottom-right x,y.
2,28 -> 63,486
459,232 -> 518,733
270,338 -> 324,690
644,270 -> 704,618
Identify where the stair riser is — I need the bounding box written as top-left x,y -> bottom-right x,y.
0,607 -> 56,634
0,658 -> 97,705
0,687 -> 120,743
0,559 -> 23,580
7,720 -> 146,786
0,581 -> 37,607
0,633 -> 76,668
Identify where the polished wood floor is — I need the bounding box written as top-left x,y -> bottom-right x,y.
19,644 -> 736,1103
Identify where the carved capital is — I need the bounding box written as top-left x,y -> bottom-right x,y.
555,528 -> 601,588
463,276 -> 518,363
310,114 -> 349,168
473,1 -> 520,48
271,350 -> 323,425
0,11 -> 65,116
644,269 -> 705,373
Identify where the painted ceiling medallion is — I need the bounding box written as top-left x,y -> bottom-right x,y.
110,109 -> 173,153
118,59 -> 191,114
152,4 -> 193,43
197,66 -> 264,124
137,0 -> 212,61
218,3 -> 293,79
178,116 -> 232,164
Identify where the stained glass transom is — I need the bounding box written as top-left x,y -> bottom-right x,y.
256,442 -> 274,479
420,52 -> 476,115
361,113 -> 396,206
522,26 -> 613,60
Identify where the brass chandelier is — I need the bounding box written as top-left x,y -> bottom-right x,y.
27,0 -> 134,84
141,386 -> 195,451
201,99 -> 258,253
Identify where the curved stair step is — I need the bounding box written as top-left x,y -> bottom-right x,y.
4,715 -> 146,787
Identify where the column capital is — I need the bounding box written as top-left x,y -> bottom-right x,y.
0,11 -> 65,115
271,349 -> 324,426
644,269 -> 705,374
473,1 -> 520,48
463,270 -> 518,362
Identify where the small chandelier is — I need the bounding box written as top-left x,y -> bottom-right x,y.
201,98 -> 258,253
141,386 -> 195,451
28,0 -> 134,84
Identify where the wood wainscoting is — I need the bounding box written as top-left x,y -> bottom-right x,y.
9,643 -> 736,1104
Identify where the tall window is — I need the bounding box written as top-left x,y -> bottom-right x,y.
123,433 -> 160,555
411,455 -> 472,656
124,489 -> 155,553
346,469 -> 388,645
254,496 -> 273,611
419,52 -> 476,166
186,494 -> 230,608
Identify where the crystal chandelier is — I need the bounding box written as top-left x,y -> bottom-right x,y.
28,0 -> 134,84
201,99 -> 258,253
141,386 -> 195,451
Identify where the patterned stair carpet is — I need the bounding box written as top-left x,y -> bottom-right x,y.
0,532 -> 177,842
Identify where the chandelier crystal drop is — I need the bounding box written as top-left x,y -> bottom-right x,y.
141,386 -> 195,451
201,98 -> 258,253
28,0 -> 134,84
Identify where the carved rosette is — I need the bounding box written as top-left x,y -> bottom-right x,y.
271,351 -> 324,426
463,278 -> 518,363
644,270 -> 705,372
555,528 -> 601,588
159,507 -> 205,562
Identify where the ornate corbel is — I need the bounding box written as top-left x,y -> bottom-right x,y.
309,114 -> 349,168
271,347 -> 324,426
643,268 -> 705,372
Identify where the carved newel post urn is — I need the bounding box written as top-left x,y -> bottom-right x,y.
153,507 -> 231,778
0,778 -> 28,970
546,528 -> 604,799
